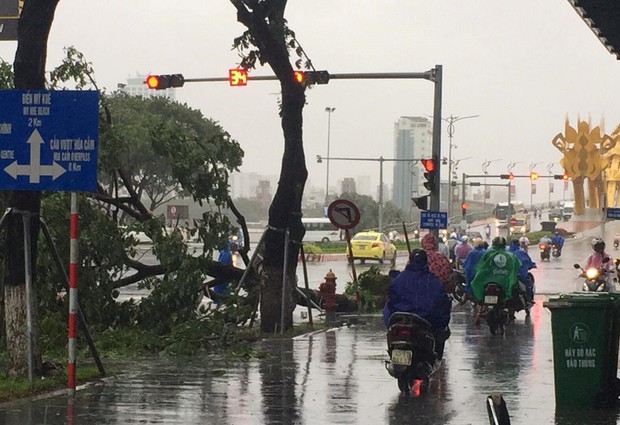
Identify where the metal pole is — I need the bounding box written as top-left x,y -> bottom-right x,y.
345,229 -> 360,315
18,210 -> 34,384
299,245 -> 314,327
68,192 -> 79,395
430,65 -> 443,241
280,229 -> 290,335
39,217 -> 105,377
379,157 -> 384,233
325,107 -> 335,205
507,182 -> 512,238
447,118 -> 454,221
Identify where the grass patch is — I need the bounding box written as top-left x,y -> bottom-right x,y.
0,365 -> 102,403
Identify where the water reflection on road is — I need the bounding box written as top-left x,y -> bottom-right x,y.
5,303 -> 620,424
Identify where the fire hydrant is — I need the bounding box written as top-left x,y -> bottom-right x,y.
319,269 -> 338,323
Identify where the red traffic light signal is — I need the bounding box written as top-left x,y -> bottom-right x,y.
421,159 -> 435,172
145,74 -> 185,90
529,172 -> 539,180
461,202 -> 468,217
229,69 -> 248,86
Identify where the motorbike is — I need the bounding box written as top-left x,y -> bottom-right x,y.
574,258 -> 617,292
551,243 -> 562,258
449,269 -> 467,304
539,242 -> 551,261
480,281 -> 530,335
385,312 -> 442,394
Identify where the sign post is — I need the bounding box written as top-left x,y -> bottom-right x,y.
327,199 -> 361,313
0,90 -> 99,389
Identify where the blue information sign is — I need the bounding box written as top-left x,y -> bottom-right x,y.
607,208 -> 620,220
420,211 -> 448,230
0,90 -> 99,192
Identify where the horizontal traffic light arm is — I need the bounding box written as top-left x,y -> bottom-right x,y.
146,70 -> 438,88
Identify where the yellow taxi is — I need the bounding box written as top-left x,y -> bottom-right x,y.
347,231 -> 397,266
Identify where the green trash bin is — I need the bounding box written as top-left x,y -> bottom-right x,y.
544,293 -> 620,407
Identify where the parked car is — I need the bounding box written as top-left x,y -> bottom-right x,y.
347,231 -> 397,266
548,208 -> 563,222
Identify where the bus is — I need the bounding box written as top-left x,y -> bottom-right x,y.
302,218 -> 341,243
493,202 -> 515,221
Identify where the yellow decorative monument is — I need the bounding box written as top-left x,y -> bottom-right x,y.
552,118 -> 616,216
604,124 -> 620,208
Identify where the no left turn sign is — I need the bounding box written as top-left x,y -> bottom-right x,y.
327,199 -> 361,230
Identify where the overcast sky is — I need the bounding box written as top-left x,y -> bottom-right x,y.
1,0 -> 618,205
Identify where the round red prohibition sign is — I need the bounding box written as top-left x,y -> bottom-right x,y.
327,199 -> 361,230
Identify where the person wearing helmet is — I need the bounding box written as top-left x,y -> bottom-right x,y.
584,238 -> 613,272
462,238 -> 488,295
551,231 -> 565,256
454,235 -> 473,268
469,236 -> 521,307
383,249 -> 452,358
507,239 -> 537,304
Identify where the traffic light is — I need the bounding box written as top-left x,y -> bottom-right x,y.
421,159 -> 437,192
529,172 -> 539,180
461,202 -> 468,217
229,69 -> 248,86
145,74 -> 185,90
554,173 -> 569,180
412,196 -> 429,211
500,173 -> 514,180
293,70 -> 330,86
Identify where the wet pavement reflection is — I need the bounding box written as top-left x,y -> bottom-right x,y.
3,298 -> 620,424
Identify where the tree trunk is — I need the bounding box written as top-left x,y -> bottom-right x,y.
4,0 -> 60,377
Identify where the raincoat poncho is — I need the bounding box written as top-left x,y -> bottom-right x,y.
421,233 -> 452,287
382,251 -> 452,332
470,247 -> 521,302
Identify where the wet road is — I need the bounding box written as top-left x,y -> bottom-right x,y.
2,216 -> 618,424
3,302 -> 620,424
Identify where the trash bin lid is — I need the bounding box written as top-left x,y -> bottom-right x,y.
544,292 -> 616,309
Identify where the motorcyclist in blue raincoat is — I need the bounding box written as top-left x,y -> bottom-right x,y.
507,238 -> 536,302
551,231 -> 565,255
462,238 -> 487,295
383,249 -> 452,358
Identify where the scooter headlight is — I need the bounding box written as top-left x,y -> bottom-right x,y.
586,268 -> 600,279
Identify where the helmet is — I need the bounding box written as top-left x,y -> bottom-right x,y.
461,235 -> 469,242
492,236 -> 507,249
473,238 -> 485,248
409,248 -> 428,265
510,238 -> 520,246
592,238 -> 605,253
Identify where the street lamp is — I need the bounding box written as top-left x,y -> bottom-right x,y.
317,155 -> 416,232
443,114 -> 479,220
547,163 -> 555,206
529,162 -> 539,210
482,159 -> 501,213
324,107 -> 336,205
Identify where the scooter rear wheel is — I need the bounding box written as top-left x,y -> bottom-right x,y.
397,372 -> 414,393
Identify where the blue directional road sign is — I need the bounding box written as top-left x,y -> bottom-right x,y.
420,211 -> 448,230
0,90 -> 99,191
607,207 -> 620,220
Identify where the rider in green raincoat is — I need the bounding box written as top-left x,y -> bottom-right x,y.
470,236 -> 521,302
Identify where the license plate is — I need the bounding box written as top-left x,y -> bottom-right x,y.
484,295 -> 499,304
391,349 -> 412,366
358,246 -> 366,250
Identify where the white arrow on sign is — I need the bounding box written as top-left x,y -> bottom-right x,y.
4,129 -> 66,183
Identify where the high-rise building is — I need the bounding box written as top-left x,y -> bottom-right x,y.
392,117 -> 432,211
341,178 -> 356,194
118,74 -> 177,100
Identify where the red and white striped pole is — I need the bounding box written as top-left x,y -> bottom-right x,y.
68,193 -> 79,395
